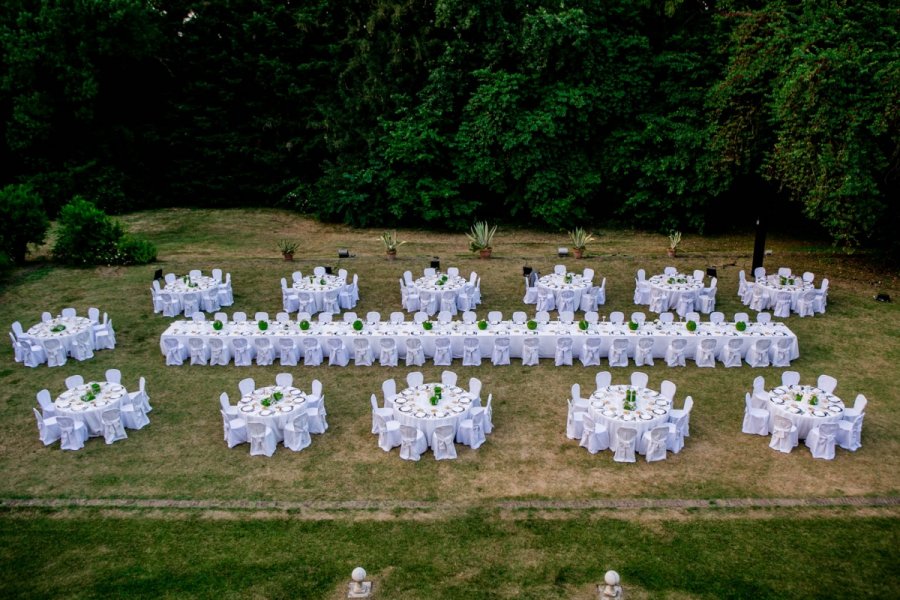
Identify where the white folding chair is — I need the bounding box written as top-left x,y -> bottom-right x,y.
432,425 -> 458,460
101,408 -> 128,445
805,422 -> 837,460
554,337 -> 573,366
247,421 -> 277,457
399,425 -> 427,460
579,413 -> 610,454
284,412 -> 312,452
405,337 -> 425,367
492,337 -> 511,366
769,414 -> 799,453
613,427 -> 637,463
640,425 -> 668,462
664,339 -> 687,367
742,392 -> 770,435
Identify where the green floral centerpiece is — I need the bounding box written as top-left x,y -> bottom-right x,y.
319,278 -> 326,285
477,320 -> 488,330
564,273 -> 573,284
352,319 -> 364,331
628,320 -> 639,331
434,385 -> 442,399
810,395 -> 818,406
299,319 -> 310,331
258,320 -> 268,331
429,395 -> 439,406
81,392 -> 96,402
212,319 -> 224,331
526,320 -> 538,330
578,320 -> 589,331
422,321 -> 433,331
795,392 -> 803,402
686,320 -> 697,332
91,382 -> 101,394
623,388 -> 637,411
51,324 -> 66,333
735,320 -> 747,332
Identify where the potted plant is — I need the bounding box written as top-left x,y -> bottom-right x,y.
379,230 -> 406,260
466,221 -> 498,259
569,227 -> 595,259
667,231 -> 682,258
277,239 -> 299,261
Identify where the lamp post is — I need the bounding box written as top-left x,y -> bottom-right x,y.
751,214 -> 767,274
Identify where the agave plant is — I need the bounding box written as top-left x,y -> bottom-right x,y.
466,221 -> 498,253
568,227 -> 595,250
668,230 -> 682,250
379,230 -> 406,252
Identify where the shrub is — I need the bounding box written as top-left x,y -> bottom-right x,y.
53,197 -> 156,265
0,184 -> 49,264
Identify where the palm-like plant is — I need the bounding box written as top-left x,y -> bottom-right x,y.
466,221 -> 498,253
379,231 -> 406,252
668,231 -> 682,250
569,227 -> 595,250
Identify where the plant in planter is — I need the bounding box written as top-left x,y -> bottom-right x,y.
466,221 -> 498,259
277,239 -> 299,261
379,230 -> 406,259
667,231 -> 682,258
568,227 -> 595,259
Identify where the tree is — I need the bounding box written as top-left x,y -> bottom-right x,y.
0,183 -> 48,264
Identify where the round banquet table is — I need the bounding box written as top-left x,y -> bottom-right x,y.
164,275 -> 219,307
27,316 -> 94,355
647,273 -> 703,312
755,275 -> 814,312
292,274 -> 347,313
237,385 -> 311,442
588,384 -> 672,448
392,383 -> 475,446
764,384 -> 844,440
54,381 -> 128,436
537,273 -> 591,309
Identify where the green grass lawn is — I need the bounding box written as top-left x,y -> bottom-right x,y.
0,208 -> 897,597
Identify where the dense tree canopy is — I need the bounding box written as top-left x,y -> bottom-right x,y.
1,1 -> 896,252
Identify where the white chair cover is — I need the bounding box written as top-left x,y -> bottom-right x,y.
189,337 -> 210,365
405,337 -> 425,366
719,338 -> 743,368
817,374 -> 837,394
327,338 -> 349,366
302,338 -> 323,366
608,338 -> 629,368
279,338 -> 299,366
379,338 -> 398,367
580,337 -> 602,367
57,416 -> 88,451
399,425 -> 427,461
375,413 -> 401,451
492,337 -> 511,366
101,409 -> 128,444
694,338 -> 717,367
433,337 -> 452,366
432,425 -> 458,460
164,338 -> 186,366
769,414 -> 799,453
579,413 -> 610,454
284,412 -> 312,452
370,394 -> 395,434
33,408 -> 60,446
613,427 -> 637,463
353,338 -> 374,366
633,338 -> 654,366
462,337 -> 482,366
455,412 -> 486,449
742,392 -> 770,435
745,339 -> 771,368
554,337 -> 573,366
771,338 -> 793,367
247,421 -> 277,457
805,422 -> 837,460
641,426 -> 668,462
71,330 -> 95,361
665,339 -> 687,367
837,414 -> 863,452
521,338 -> 540,366
232,338 -> 253,366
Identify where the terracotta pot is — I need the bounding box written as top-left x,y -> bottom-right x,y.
282,252 -> 294,261
386,250 -> 397,260
479,248 -> 492,259
666,248 -> 676,258
573,248 -> 584,259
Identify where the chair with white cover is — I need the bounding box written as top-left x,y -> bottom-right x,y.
306,402 -> 328,434
353,338 -> 374,366
164,273 -> 176,285
523,275 -> 539,304
278,338 -> 299,366
160,293 -> 182,317
247,421 -> 277,457
591,371 -> 610,391
634,275 -> 651,305
120,391 -> 150,430
303,338 -> 323,366
580,337 -> 602,367
613,426 -> 638,463
558,311 -> 575,324
842,394 -> 867,421
281,278 -> 300,312
584,311 -> 599,324
130,376 -> 151,413
339,280 -> 355,310
373,412 -> 401,452
595,277 -> 607,305
71,330 -> 94,361
719,338 -> 743,368
554,337 -> 573,366
694,338 -> 717,368
777,267 -> 791,278
512,311 -> 527,324
219,393 -> 238,424
218,273 -> 234,306
322,290 -> 340,314
400,279 -> 419,312
535,311 -> 551,324
440,290 -> 458,316
57,416 -> 88,451
698,278 -> 717,314
101,409 -> 128,444
648,288 -> 669,314
462,311 -> 477,324
254,312 -> 269,323
366,311 -> 381,325
664,339 -> 687,367
189,337 -> 210,365
566,398 -> 585,440
93,313 -> 116,350
745,339 -> 771,368
405,338 -> 425,367
477,393 -> 493,434
201,289 -> 220,313
742,392 -> 770,435
753,375 -> 766,393
754,266 -> 766,281
632,338 -> 654,367
327,338 -> 349,366
522,338 -> 540,366
771,338 -> 793,368
640,426 -> 668,462
837,413 -> 864,452
62,375 -> 84,391
446,267 -> 459,278
675,294 -> 695,319
748,285 -> 769,312
605,338 -> 627,368
659,380 -> 677,403
492,337 -> 511,366
456,411 -> 486,449
432,425 -> 458,460
284,412 -> 312,452
685,311 -> 700,323
536,288 -> 556,313
399,425 -> 428,460
756,311 -> 771,325
709,311 -> 725,325
570,382 -> 588,412
163,338 -> 186,366
150,282 -> 163,313
816,374 -> 837,394
296,292 -> 316,315
418,291 -> 438,316
433,337 -> 452,366
551,264 -> 565,276
692,269 -> 705,284
663,266 -> 677,276
462,337 -> 482,366
579,413 -> 610,454
813,278 -> 828,314
181,292 -> 200,318
557,290 -> 577,313
772,291 -> 792,319
805,422 -> 837,460
370,394 -> 395,434
623,372 -> 646,390
780,371 -> 800,387
36,389 -> 57,418
665,408 -> 689,454
33,407 -> 61,445
402,372 -> 423,390
378,338 -> 398,367
232,338 -> 253,366
190,312 -> 206,322
769,414 -> 799,453
390,311 -> 405,325
232,311 -> 247,323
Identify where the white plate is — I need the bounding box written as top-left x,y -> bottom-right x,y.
771,397 -> 785,405
640,413 -> 653,421
414,412 -> 426,418
278,405 -> 294,413
812,410 -> 827,417
259,409 -> 274,416
654,399 -> 668,406
240,405 -> 254,413
393,398 -> 407,405
652,408 -> 666,415
57,401 -> 71,409
451,406 -> 464,413
435,411 -> 448,418
399,405 -> 412,413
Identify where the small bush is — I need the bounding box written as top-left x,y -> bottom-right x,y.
53,197 -> 155,265
0,184 -> 49,264
117,235 -> 157,265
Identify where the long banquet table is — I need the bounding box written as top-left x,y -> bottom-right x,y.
160,318 -> 799,365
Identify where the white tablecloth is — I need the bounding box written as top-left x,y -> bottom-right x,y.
292,274 -> 347,313
412,273 -> 468,312
756,275 -> 814,312
392,383 -> 475,445
537,273 -> 591,308
27,316 -> 95,355
765,384 -> 844,439
588,385 -> 671,447
163,275 -> 219,310
54,381 -> 128,436
647,273 -> 703,312
237,385 -> 310,442
160,318 -> 799,365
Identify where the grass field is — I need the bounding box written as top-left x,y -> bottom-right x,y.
1,208 -> 898,598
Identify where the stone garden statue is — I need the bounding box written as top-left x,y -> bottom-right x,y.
599,570 -> 623,599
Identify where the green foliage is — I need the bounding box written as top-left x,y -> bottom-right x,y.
0,184 -> 48,263
53,197 -> 154,265
466,221 -> 498,252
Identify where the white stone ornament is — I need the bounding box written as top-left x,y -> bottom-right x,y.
348,566 -> 372,598
599,570 -> 622,599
